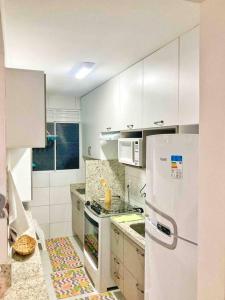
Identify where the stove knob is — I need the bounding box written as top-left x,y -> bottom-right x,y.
86,201 -> 90,206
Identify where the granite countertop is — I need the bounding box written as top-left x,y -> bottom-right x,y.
70,183 -> 86,203
5,211 -> 49,300
111,214 -> 145,250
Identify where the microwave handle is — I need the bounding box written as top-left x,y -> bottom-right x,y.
131,141 -> 135,164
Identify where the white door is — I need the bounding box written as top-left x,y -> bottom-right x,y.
119,61 -> 143,130
146,134 -> 198,243
143,40 -> 179,127
179,26 -> 199,125
145,218 -> 197,300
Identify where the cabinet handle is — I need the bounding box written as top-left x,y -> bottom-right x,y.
114,257 -> 120,265
136,248 -> 144,257
106,127 -> 112,131
113,228 -> 120,235
127,124 -> 134,129
114,272 -> 120,280
136,283 -> 144,294
88,146 -> 92,156
154,120 -> 164,126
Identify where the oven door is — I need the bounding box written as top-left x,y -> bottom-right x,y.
84,208 -> 99,268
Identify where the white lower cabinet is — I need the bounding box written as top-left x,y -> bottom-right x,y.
111,224 -> 144,300
71,192 -> 84,245
142,39 -> 179,128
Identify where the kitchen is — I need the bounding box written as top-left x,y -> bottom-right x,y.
0,1 -> 224,300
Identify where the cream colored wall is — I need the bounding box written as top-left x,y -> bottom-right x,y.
0,13 -> 6,197
198,0 -> 225,299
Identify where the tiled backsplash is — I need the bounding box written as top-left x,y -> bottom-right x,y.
86,160 -> 125,202
125,166 -> 146,211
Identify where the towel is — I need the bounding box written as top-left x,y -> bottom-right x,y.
7,171 -> 29,239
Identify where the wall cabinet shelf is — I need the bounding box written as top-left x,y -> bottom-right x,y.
6,68 -> 46,148
81,27 -> 199,160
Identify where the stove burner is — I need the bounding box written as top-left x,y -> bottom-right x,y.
86,199 -> 143,217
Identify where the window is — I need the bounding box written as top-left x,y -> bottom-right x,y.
32,122 -> 79,171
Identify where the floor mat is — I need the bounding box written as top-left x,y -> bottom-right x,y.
51,268 -> 94,299
46,237 -> 83,272
82,292 -> 118,300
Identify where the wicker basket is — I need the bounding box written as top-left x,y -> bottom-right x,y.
12,235 -> 36,256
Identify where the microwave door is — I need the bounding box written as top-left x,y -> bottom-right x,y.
119,140 -> 135,165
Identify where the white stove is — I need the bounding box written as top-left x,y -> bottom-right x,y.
84,199 -> 143,292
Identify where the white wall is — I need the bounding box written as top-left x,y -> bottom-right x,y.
198,0 -> 225,299
0,13 -> 6,198
31,94 -> 85,238
0,13 -> 7,264
125,166 -> 146,211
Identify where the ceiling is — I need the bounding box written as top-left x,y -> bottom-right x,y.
1,0 -> 200,97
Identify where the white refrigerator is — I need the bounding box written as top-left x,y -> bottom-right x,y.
145,134 -> 198,300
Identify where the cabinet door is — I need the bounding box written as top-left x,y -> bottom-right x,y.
77,200 -> 84,244
179,27 -> 199,125
6,68 -> 46,148
98,77 -> 121,132
81,92 -> 101,158
124,267 -> 144,300
143,40 -> 179,127
111,253 -> 124,292
119,62 -> 143,130
111,224 -> 124,262
72,202 -> 79,237
123,235 -> 145,286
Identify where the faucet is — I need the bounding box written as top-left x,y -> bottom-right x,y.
140,184 -> 146,198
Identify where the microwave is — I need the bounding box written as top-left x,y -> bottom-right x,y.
118,138 -> 143,167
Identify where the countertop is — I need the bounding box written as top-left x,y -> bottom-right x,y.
5,211 -> 49,300
70,183 -> 86,203
111,214 -> 145,250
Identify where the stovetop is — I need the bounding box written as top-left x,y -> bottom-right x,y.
86,198 -> 143,217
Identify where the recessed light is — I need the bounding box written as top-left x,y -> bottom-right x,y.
75,62 -> 96,80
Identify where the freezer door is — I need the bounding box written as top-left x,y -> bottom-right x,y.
145,219 -> 197,300
146,134 -> 198,244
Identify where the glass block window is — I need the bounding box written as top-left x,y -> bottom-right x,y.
32,123 -> 79,171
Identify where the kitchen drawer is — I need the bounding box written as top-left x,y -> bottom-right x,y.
111,253 -> 124,292
124,267 -> 144,300
123,235 -> 144,286
111,224 -> 124,261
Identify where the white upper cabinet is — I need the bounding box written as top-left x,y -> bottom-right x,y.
179,26 -> 199,125
119,61 -> 143,130
143,39 -> 179,127
6,68 -> 46,148
98,77 -> 120,132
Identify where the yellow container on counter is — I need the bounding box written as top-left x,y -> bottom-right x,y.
104,188 -> 112,210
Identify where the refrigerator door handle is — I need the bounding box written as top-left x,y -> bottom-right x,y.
145,202 -> 178,250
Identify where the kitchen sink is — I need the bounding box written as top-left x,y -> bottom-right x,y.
76,188 -> 85,195
130,222 -> 145,237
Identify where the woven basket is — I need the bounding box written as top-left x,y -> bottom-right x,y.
12,235 -> 36,256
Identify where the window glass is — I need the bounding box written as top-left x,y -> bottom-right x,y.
32,122 -> 79,171
32,123 -> 54,171
56,123 -> 79,170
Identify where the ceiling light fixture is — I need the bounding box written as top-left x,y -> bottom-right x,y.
75,62 -> 96,79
